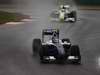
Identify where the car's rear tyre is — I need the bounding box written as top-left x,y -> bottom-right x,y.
32,39 -> 41,56
73,11 -> 77,22
69,45 -> 81,64
69,11 -> 77,23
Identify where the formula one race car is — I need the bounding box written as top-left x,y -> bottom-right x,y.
32,29 -> 81,64
54,5 -> 77,22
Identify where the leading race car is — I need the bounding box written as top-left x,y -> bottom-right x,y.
54,5 -> 77,22
32,29 -> 81,64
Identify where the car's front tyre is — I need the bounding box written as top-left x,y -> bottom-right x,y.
69,45 -> 81,64
32,39 -> 41,56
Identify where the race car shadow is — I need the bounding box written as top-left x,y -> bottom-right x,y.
39,59 -> 82,65
39,61 -> 66,65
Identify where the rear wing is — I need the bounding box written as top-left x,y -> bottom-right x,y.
42,29 -> 59,35
42,29 -> 59,42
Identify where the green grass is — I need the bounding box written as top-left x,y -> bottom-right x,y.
0,11 -> 29,24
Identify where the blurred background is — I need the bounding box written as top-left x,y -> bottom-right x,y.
0,0 -> 100,8
0,0 -> 100,5
0,0 -> 99,13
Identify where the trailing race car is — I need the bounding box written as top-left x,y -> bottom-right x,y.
54,5 -> 77,22
32,29 -> 81,64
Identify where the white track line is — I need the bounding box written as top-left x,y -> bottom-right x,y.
6,22 -> 24,25
21,19 -> 34,22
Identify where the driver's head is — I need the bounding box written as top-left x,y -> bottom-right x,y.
60,5 -> 65,10
60,5 -> 63,9
52,32 -> 59,43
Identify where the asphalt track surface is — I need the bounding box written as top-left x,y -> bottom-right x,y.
0,0 -> 100,75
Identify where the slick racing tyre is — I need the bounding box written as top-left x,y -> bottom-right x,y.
71,11 -> 77,22
32,39 -> 41,56
69,45 -> 81,64
69,11 -> 77,22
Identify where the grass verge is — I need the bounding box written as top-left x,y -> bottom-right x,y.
0,11 -> 30,24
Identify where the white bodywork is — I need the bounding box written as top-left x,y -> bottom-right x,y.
68,56 -> 79,60
42,39 -> 71,55
55,5 -> 76,21
59,10 -> 65,20
42,39 -> 71,45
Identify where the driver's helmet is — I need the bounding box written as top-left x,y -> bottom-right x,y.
52,32 -> 59,43
60,5 -> 65,9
